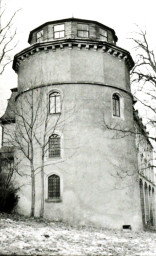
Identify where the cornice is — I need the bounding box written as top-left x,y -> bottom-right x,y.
13,39 -> 134,72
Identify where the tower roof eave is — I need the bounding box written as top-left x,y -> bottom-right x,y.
12,39 -> 134,72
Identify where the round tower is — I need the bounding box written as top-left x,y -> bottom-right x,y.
13,18 -> 142,230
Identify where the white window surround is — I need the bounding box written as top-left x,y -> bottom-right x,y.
111,92 -> 124,120
45,171 -> 63,202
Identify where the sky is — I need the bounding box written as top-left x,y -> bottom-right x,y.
0,0 -> 156,116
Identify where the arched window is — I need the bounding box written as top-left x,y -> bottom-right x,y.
48,174 -> 60,199
49,134 -> 61,158
112,94 -> 120,117
49,91 -> 61,114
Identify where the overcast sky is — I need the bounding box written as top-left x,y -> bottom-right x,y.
0,0 -> 156,115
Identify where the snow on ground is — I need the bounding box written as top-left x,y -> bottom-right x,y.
0,215 -> 156,255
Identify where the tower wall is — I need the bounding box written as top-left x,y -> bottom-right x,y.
13,19 -> 142,230
17,47 -> 130,93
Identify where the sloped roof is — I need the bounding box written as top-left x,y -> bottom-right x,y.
0,88 -> 17,124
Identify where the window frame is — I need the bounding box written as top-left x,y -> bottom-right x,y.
36,30 -> 44,42
77,23 -> 89,38
99,29 -> 108,42
49,133 -> 61,159
45,172 -> 63,203
48,174 -> 60,199
112,93 -> 120,117
53,24 -> 65,39
49,91 -> 61,114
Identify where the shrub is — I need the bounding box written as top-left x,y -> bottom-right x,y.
0,172 -> 19,213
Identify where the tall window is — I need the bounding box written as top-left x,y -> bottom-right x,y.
48,174 -> 60,199
49,134 -> 61,158
49,91 -> 61,114
77,24 -> 89,38
99,29 -> 107,41
53,24 -> 65,39
112,94 -> 120,117
36,30 -> 44,42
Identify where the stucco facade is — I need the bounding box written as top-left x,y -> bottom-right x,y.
0,18 -> 155,230
134,110 -> 155,227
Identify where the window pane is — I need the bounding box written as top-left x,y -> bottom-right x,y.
78,24 -> 88,31
59,31 -> 65,38
49,92 -> 61,114
78,31 -> 83,37
83,24 -> 88,30
49,96 -> 55,113
78,30 -> 88,38
49,134 -> 61,158
37,30 -> 43,42
78,24 -> 83,30
78,24 -> 89,38
48,175 -> 60,198
37,30 -> 43,39
100,29 -> 107,37
54,32 -> 60,39
83,31 -> 89,37
54,24 -> 64,32
113,100 -> 116,116
56,95 -> 61,113
113,94 -> 120,117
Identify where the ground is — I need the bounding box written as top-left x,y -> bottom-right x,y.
0,214 -> 156,256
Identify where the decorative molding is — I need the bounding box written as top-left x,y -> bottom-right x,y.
93,45 -> 97,51
15,82 -> 133,101
60,44 -> 63,50
78,43 -> 81,50
13,40 -> 134,72
52,45 -> 56,51
68,43 -> 72,49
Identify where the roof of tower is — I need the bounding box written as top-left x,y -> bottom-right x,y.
28,17 -> 118,44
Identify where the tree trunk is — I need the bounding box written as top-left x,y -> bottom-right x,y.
40,153 -> 45,218
30,162 -> 35,217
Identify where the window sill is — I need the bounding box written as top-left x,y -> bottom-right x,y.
113,114 -> 120,118
44,157 -> 64,163
45,198 -> 62,203
49,112 -> 61,115
112,115 -> 124,120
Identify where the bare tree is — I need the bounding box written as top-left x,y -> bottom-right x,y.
100,28 -> 156,187
0,0 -> 19,74
32,87 -> 63,218
1,88 -> 45,216
1,85 -> 76,217
130,27 -> 156,138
